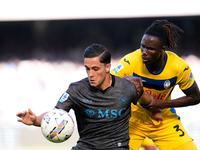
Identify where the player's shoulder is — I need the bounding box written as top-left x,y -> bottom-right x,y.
166,51 -> 185,63
114,75 -> 136,88
166,51 -> 188,68
117,49 -> 141,67
111,49 -> 141,76
69,78 -> 89,91
123,49 -> 141,59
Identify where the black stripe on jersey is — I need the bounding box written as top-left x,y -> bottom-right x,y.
133,73 -> 177,91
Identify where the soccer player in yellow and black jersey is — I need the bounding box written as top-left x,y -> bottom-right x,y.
111,20 -> 200,150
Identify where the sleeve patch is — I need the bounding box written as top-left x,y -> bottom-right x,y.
187,72 -> 194,85
113,63 -> 124,74
59,92 -> 69,103
189,72 -> 193,79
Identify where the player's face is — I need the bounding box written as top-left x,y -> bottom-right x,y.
84,56 -> 110,89
140,34 -> 165,65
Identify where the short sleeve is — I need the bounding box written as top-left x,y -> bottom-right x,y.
55,85 -> 76,112
177,61 -> 195,92
111,54 -> 134,77
124,79 -> 141,105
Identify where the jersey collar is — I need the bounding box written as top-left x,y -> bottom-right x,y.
146,52 -> 167,75
89,74 -> 115,92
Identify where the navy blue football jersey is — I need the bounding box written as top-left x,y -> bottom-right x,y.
56,75 -> 139,150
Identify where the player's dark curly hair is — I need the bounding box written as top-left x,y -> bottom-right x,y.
84,43 -> 111,64
144,19 -> 184,50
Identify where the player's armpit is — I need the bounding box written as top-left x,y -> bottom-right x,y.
122,76 -> 143,95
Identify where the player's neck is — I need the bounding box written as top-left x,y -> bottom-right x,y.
147,53 -> 165,74
99,74 -> 112,91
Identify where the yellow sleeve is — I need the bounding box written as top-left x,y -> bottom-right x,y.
111,51 -> 138,77
177,59 -> 195,91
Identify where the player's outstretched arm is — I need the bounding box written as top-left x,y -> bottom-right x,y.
16,108 -> 47,127
144,83 -> 200,110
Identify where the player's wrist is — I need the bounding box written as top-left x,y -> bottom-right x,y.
32,117 -> 37,125
32,116 -> 40,126
140,102 -> 149,108
137,89 -> 144,99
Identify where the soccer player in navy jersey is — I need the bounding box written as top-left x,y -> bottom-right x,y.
16,43 -> 163,150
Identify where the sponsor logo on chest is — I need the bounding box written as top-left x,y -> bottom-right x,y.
83,96 -> 128,118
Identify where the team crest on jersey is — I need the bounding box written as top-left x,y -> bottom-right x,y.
59,92 -> 69,103
118,96 -> 127,104
85,108 -> 96,118
164,80 -> 171,89
113,63 -> 124,74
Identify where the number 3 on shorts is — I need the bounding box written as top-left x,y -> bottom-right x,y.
173,125 -> 185,137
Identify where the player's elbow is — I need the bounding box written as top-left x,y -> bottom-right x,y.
192,93 -> 200,105
196,94 -> 200,104
188,84 -> 200,105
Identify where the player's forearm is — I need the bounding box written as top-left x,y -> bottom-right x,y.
138,91 -> 153,105
160,96 -> 200,109
33,112 -> 47,127
161,84 -> 200,108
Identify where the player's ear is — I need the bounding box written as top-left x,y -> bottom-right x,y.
106,63 -> 111,73
161,46 -> 166,53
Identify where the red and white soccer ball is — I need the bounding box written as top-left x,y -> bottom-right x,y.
41,109 -> 74,143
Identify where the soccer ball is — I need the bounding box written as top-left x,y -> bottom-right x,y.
41,109 -> 74,143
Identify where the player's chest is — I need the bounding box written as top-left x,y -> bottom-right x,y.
76,92 -> 131,119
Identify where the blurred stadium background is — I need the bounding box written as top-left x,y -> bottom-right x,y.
0,0 -> 200,149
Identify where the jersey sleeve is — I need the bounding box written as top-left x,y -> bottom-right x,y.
122,78 -> 142,105
55,83 -> 76,111
177,60 -> 195,92
130,82 -> 143,105
111,53 -> 135,77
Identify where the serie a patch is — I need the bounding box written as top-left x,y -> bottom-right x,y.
59,92 -> 69,103
113,63 -> 124,74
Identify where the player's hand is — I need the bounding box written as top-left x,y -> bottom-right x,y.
16,108 -> 36,125
122,76 -> 143,95
144,96 -> 164,110
149,108 -> 164,121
